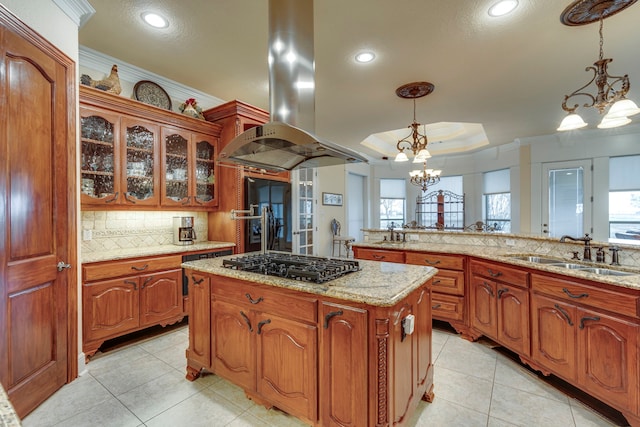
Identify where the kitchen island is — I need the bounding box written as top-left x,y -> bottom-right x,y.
182,255 -> 437,426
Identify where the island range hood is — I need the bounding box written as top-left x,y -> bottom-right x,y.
218,0 -> 367,172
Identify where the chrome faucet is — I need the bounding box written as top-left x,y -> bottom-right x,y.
559,233 -> 593,261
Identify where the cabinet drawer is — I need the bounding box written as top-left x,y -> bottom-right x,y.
406,252 -> 464,270
470,259 -> 528,288
212,276 -> 317,323
432,293 -> 464,322
83,255 -> 182,282
531,273 -> 639,319
432,270 -> 465,296
355,248 -> 404,263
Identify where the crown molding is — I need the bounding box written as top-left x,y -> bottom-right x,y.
79,45 -> 226,109
52,0 -> 95,28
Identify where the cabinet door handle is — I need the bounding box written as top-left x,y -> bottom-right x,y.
497,288 -> 509,299
372,254 -> 385,260
181,196 -> 191,206
245,293 -> 264,304
481,281 -> 494,297
194,197 -> 204,205
192,276 -> 204,285
487,268 -> 502,278
562,287 -> 588,299
124,193 -> 137,204
257,319 -> 271,335
124,279 -> 137,291
323,310 -> 344,329
579,316 -> 600,330
423,259 -> 441,265
105,192 -> 119,203
554,304 -> 573,326
432,304 -> 441,310
240,311 -> 252,332
142,276 -> 153,288
131,264 -> 149,272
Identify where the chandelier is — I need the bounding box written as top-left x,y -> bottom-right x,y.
394,82 -> 435,163
557,0 -> 640,131
409,162 -> 441,192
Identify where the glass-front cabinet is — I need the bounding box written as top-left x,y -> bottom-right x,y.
162,127 -> 217,208
122,119 -> 159,205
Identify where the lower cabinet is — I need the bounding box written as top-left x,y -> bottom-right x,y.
185,270 -> 434,427
530,274 -> 639,417
83,257 -> 185,358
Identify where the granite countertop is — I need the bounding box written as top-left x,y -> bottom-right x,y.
0,384 -> 20,427
182,256 -> 437,307
353,241 -> 640,291
81,241 -> 235,264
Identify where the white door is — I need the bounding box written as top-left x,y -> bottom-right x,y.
347,173 -> 366,242
542,160 -> 592,238
292,167 -> 317,255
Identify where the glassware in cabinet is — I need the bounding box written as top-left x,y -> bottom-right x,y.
162,129 -> 190,205
123,120 -> 159,205
80,112 -> 118,204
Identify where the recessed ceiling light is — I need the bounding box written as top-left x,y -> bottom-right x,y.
488,0 -> 518,17
141,12 -> 169,28
355,51 -> 375,63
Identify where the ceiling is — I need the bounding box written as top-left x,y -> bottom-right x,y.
78,0 -> 640,164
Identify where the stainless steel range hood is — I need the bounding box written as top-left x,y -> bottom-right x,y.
218,0 -> 367,172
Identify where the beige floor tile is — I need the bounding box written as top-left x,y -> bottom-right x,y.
90,354 -> 174,396
434,366 -> 493,414
409,395 -> 488,426
494,357 -> 569,403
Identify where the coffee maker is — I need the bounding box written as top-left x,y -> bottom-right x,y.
173,216 -> 196,245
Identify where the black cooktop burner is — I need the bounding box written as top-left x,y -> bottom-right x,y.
222,252 -> 360,283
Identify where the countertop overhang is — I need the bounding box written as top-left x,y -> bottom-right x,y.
81,241 -> 235,264
183,255 -> 437,307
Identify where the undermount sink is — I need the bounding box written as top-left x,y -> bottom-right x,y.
547,262 -> 588,269
575,267 -> 636,276
508,255 -> 563,264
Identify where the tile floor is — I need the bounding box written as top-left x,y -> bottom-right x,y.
22,322 -> 625,427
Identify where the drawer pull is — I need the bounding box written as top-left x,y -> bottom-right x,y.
432,304 -> 442,310
562,288 -> 588,299
423,259 -> 441,265
257,319 -> 271,335
324,310 -> 344,329
240,311 -> 252,332
124,279 -> 137,290
487,268 -> 502,278
433,279 -> 442,285
481,281 -> 494,297
191,276 -> 204,285
554,304 -> 573,326
579,316 -> 600,329
372,254 -> 386,260
245,293 -> 264,304
131,264 -> 149,272
497,288 -> 509,299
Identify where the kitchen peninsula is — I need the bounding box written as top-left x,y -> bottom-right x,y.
182,255 -> 436,426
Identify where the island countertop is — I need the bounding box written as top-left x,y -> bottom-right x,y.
182,255 -> 437,307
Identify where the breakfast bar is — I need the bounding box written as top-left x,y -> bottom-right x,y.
182,254 -> 437,426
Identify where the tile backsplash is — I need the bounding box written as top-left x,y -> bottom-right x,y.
81,210 -> 208,256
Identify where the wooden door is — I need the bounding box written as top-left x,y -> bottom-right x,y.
139,269 -> 183,326
469,276 -> 497,338
496,284 -> 530,356
192,134 -> 218,208
0,13 -> 76,417
256,312 -> 317,423
186,272 -> 210,380
320,302 -> 368,427
531,294 -> 577,381
576,308 -> 638,413
161,127 -> 191,207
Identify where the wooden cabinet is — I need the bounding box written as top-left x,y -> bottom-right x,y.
211,276 -> 318,423
530,273 -> 639,416
82,255 -> 185,358
352,247 -> 405,263
186,272 -> 210,373
469,259 -> 530,355
80,85 -> 221,210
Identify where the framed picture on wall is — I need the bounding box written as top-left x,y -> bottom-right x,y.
322,192 -> 343,206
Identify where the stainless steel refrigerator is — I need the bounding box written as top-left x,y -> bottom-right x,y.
244,177 -> 292,252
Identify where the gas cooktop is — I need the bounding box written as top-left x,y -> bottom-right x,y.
222,252 -> 360,283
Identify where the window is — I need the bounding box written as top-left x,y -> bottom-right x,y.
380,179 -> 405,229
609,155 -> 640,244
483,169 -> 511,232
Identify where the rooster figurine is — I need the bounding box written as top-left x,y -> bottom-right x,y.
81,64 -> 122,95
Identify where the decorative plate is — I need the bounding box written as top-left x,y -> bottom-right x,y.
133,80 -> 172,110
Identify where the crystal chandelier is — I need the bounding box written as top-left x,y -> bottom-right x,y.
394,82 -> 435,163
409,162 -> 441,192
557,0 -> 640,131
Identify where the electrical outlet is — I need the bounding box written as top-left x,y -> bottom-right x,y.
506,238 -> 515,246
83,230 -> 92,241
409,234 -> 419,241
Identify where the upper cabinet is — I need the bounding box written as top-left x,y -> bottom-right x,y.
80,86 -> 221,210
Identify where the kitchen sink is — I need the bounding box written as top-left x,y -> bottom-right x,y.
508,255 -> 563,264
547,262 -> 589,269
575,267 -> 636,276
